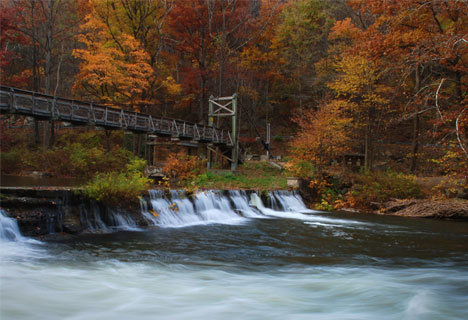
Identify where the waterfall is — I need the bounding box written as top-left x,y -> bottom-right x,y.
143,190 -> 261,228
107,210 -> 140,231
141,189 -> 317,228
227,190 -> 263,218
2,189 -> 319,235
249,191 -> 323,221
270,190 -> 315,213
78,202 -> 139,232
0,209 -> 24,242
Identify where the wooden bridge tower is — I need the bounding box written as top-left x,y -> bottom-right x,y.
208,93 -> 239,171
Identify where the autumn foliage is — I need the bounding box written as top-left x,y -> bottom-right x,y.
162,152 -> 207,186
0,0 -> 467,201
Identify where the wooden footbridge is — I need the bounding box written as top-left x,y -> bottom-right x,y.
0,86 -> 233,146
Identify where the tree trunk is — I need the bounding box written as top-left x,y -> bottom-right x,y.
44,0 -> 56,150
364,122 -> 372,171
133,133 -> 138,156
137,134 -> 142,156
30,0 -> 40,148
43,122 -> 50,149
49,120 -> 55,147
105,129 -> 111,153
34,120 -> 40,148
133,133 -> 142,157
410,114 -> 419,173
410,63 -> 421,173
199,77 -> 206,122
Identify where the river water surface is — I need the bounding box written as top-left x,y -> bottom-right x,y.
1,191 -> 468,320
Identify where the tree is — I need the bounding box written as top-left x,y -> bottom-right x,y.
73,14 -> 154,108
166,0 -> 280,121
3,0 -> 87,148
274,0 -> 333,115
328,54 -> 390,170
73,2 -> 155,108
346,0 -> 468,173
0,2 -> 27,86
289,100 -> 351,176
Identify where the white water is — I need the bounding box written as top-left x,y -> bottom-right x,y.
141,189 -> 375,230
78,203 -> 140,232
2,259 -> 466,320
0,209 -> 24,242
143,190 -> 265,228
0,209 -> 44,262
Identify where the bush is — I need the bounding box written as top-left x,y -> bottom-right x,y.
162,152 -> 206,186
0,149 -> 22,173
284,160 -> 315,179
346,171 -> 423,208
81,159 -> 151,205
0,129 -> 135,178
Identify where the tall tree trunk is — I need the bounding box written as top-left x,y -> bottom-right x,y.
410,63 -> 421,173
133,133 -> 143,157
133,133 -> 138,156
199,77 -> 206,122
34,121 -> 40,147
30,0 -> 40,148
43,0 -> 57,150
49,121 -> 55,147
364,121 -> 372,171
410,114 -> 419,173
105,129 -> 111,153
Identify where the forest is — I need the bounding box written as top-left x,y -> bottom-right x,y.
0,0 -> 467,210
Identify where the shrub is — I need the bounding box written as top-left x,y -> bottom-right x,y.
81,159 -> 151,205
162,152 -> 206,186
346,171 -> 423,208
0,149 -> 22,173
284,160 -> 315,179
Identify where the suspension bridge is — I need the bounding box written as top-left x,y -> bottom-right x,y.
0,86 -> 233,146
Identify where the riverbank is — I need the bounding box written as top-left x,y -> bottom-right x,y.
379,199 -> 468,219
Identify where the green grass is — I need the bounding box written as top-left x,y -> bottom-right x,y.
193,161 -> 288,189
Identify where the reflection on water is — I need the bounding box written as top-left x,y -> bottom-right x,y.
0,175 -> 84,187
1,198 -> 468,319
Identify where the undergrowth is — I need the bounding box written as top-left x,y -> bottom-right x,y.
80,158 -> 151,205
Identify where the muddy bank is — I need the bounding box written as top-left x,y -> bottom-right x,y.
381,199 -> 468,219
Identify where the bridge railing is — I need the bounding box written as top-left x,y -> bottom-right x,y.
0,86 -> 233,146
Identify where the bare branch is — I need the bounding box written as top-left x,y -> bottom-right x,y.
435,78 -> 445,120
456,108 -> 468,160
454,38 -> 468,45
54,43 -> 64,96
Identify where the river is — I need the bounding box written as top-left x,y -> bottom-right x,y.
1,190 -> 468,320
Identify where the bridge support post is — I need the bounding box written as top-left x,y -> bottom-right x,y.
207,97 -> 214,169
231,95 -> 238,171
208,93 -> 238,171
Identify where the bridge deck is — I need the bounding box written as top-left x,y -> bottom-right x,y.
0,86 -> 232,146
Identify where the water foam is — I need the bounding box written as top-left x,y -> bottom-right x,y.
1,209 -> 25,242
0,209 -> 45,261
